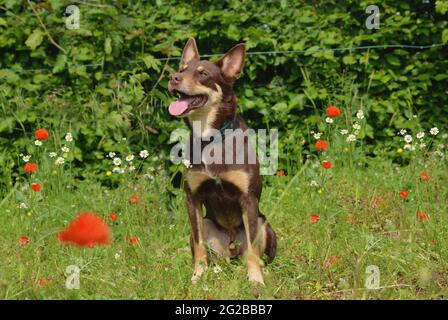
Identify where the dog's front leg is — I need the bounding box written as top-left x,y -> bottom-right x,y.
241,195 -> 265,285
186,189 -> 207,283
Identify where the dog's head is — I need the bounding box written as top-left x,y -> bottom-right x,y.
168,38 -> 245,118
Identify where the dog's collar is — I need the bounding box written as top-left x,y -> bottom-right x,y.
218,115 -> 237,136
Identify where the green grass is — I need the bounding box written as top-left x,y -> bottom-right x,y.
1,157 -> 447,299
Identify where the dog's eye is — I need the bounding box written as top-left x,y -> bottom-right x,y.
199,69 -> 208,76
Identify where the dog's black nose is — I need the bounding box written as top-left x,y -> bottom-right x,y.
171,73 -> 182,83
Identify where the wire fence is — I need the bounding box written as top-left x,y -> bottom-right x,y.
6,43 -> 446,74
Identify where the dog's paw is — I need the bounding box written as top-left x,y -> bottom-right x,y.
191,264 -> 207,283
248,266 -> 265,286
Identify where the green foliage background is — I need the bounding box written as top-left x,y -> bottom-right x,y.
0,0 -> 447,190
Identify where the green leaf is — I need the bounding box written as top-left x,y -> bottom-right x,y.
105,37 -> 112,55
25,29 -> 44,50
53,54 -> 67,73
142,54 -> 161,72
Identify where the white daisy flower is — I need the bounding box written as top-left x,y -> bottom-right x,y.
340,129 -> 348,135
112,167 -> 121,173
416,132 -> 425,140
114,252 -> 121,260
352,122 -> 361,130
113,157 -> 122,166
399,129 -> 407,135
182,159 -> 192,168
34,140 -> 42,146
129,166 -> 136,171
22,155 -> 31,162
139,150 -> 149,159
65,133 -> 73,142
309,180 -> 319,187
403,144 -> 412,150
356,110 -> 364,119
325,117 -> 334,124
126,154 -> 134,162
120,168 -> 125,174
19,202 -> 28,209
61,146 -> 70,153
213,265 -> 222,274
55,157 -> 65,165
430,127 -> 439,136
346,134 -> 356,142
404,135 -> 413,143
313,132 -> 322,140
48,152 -> 57,158
419,143 -> 426,149
108,152 -> 116,158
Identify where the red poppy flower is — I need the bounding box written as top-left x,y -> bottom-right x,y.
416,211 -> 429,222
19,236 -> 29,245
129,195 -> 141,205
58,212 -> 111,247
126,235 -> 139,245
24,162 -> 38,174
326,106 -> 341,118
419,171 -> 431,182
322,161 -> 332,169
315,140 -> 329,152
36,277 -> 51,288
309,214 -> 319,223
326,256 -> 339,268
399,189 -> 409,198
109,213 -> 118,221
31,183 -> 41,192
277,170 -> 285,176
34,129 -> 49,140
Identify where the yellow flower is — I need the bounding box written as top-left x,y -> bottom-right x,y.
106,171 -> 112,177
317,188 -> 323,194
27,211 -> 32,217
397,148 -> 403,153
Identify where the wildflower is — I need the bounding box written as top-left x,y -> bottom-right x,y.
315,140 -> 329,152
313,132 -> 322,140
419,143 -> 426,149
353,130 -> 360,136
34,129 -> 49,140
127,235 -> 139,245
65,133 -> 73,142
404,135 -> 413,143
340,129 -> 348,135
399,189 -> 409,198
326,105 -> 341,118
19,203 -> 28,209
27,211 -> 32,217
61,146 -> 70,153
309,214 -> 319,223
126,154 -> 134,162
36,278 -> 51,288
419,171 -> 431,182
356,110 -> 365,120
396,148 -> 403,153
129,166 -> 136,171
34,140 -> 42,146
120,168 -> 125,174
309,180 -> 319,187
112,167 -> 120,173
182,159 -> 192,168
19,236 -> 29,245
24,162 -> 38,174
277,169 -> 285,176
416,211 -> 429,222
403,144 -> 412,150
113,157 -> 122,166
399,129 -> 407,135
109,213 -> 118,221
322,161 -> 332,169
58,212 -> 111,247
31,183 -> 41,192
352,122 -> 361,130
213,265 -> 222,273
129,195 -> 141,204
49,152 -> 57,158
139,150 -> 149,158
430,127 -> 439,136
114,252 -> 121,260
108,152 -> 116,158
416,132 -> 425,140
325,117 -> 334,124
22,155 -> 31,162
106,171 -> 112,176
55,157 -> 65,165
346,134 -> 356,142
326,256 -> 339,268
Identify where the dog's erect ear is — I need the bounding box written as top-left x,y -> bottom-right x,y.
181,38 -> 200,67
216,43 -> 246,80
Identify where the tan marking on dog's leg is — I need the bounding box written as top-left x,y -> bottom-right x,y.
220,170 -> 250,194
186,170 -> 211,193
242,207 -> 265,285
191,205 -> 207,283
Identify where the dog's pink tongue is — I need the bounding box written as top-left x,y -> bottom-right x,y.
169,100 -> 189,116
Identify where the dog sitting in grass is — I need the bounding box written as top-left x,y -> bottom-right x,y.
168,38 -> 276,285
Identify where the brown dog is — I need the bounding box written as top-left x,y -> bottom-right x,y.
168,38 -> 276,285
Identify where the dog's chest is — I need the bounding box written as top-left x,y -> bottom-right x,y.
185,168 -> 250,194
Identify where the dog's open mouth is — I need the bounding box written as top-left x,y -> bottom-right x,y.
168,90 -> 208,117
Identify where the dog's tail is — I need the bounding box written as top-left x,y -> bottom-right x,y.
259,213 -> 277,264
